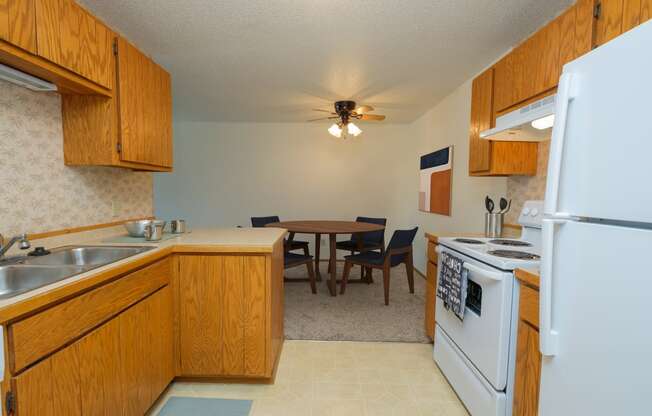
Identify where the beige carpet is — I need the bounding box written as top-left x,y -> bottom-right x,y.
283,262 -> 430,343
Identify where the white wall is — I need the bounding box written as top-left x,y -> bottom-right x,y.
155,81 -> 506,272
407,80 -> 506,270
155,122 -> 417,258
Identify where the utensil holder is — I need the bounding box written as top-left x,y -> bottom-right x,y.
484,213 -> 504,238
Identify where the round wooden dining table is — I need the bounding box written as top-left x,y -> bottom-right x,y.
265,220 -> 386,296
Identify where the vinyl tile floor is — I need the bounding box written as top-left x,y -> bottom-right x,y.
148,340 -> 469,416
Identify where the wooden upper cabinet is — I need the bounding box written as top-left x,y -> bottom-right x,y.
62,36 -> 173,171
469,68 -> 493,173
494,0 -> 594,113
468,68 -> 538,176
117,37 -> 173,168
594,0 -> 652,47
34,0 -> 114,89
0,0 -> 37,53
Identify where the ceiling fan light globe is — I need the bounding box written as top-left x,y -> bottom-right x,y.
347,122 -> 362,137
328,123 -> 342,138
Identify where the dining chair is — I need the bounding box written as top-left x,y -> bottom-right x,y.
251,216 -> 310,255
340,227 -> 418,305
285,252 -> 317,294
329,216 -> 387,281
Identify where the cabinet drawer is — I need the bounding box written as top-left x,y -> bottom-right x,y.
9,258 -> 170,373
427,240 -> 438,264
519,284 -> 540,329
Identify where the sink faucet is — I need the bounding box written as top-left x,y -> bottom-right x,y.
0,233 -> 31,260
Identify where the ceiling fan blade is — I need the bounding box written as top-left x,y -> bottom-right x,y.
358,114 -> 386,121
307,116 -> 339,122
312,109 -> 336,114
355,105 -> 375,114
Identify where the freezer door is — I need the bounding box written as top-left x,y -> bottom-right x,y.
544,21 -> 652,224
538,219 -> 652,415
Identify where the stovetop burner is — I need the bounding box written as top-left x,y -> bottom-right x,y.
489,239 -> 533,247
487,250 -> 540,260
454,238 -> 484,245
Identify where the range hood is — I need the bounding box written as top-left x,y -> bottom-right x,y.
480,94 -> 555,141
0,63 -> 57,92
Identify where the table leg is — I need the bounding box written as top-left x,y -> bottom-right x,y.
314,233 -> 322,281
328,233 -> 337,296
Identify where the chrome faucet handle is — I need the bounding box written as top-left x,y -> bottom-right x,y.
19,234 -> 31,250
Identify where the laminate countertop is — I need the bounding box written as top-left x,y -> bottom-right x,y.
0,227 -> 287,323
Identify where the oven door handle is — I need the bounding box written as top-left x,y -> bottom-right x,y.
463,263 -> 504,282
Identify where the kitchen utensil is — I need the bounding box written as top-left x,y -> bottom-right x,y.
485,196 -> 495,213
484,213 -> 504,238
143,221 -> 165,241
170,219 -> 187,234
504,199 -> 512,214
124,220 -> 166,237
499,197 -> 508,213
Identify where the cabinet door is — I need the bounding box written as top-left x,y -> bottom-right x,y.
468,68 -> 493,173
179,255 -> 268,377
0,0 -> 36,52
513,320 -> 541,416
117,37 -> 173,168
594,0 -> 625,47
12,319 -> 122,416
642,0 -> 652,21
35,0 -> 113,88
424,261 -> 437,339
120,288 -> 173,416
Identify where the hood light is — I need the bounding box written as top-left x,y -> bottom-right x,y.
531,114 -> 555,130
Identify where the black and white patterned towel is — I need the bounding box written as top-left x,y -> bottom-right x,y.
436,251 -> 468,321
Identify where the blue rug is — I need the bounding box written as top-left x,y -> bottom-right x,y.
158,397 -> 252,416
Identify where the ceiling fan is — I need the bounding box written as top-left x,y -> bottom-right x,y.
308,100 -> 386,138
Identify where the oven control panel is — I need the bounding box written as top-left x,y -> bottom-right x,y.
518,200 -> 544,228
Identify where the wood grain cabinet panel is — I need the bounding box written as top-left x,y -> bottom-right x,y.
513,282 -> 542,416
642,0 -> 652,21
116,37 -> 173,168
120,288 -> 173,416
425,260 -> 437,340
468,68 -> 538,176
35,0 -> 113,88
594,0 -> 625,47
468,68 -> 493,173
0,0 -> 36,53
178,254 -> 271,378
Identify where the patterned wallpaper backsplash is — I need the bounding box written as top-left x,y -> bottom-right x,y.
505,140 -> 550,224
0,79 -> 153,237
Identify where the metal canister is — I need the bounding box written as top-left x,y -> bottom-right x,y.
484,213 -> 504,238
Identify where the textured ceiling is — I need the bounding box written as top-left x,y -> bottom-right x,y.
79,0 -> 572,123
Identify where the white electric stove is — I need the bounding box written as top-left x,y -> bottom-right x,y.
433,201 -> 543,416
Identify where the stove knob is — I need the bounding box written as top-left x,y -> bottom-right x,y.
530,208 -> 539,217
523,208 -> 531,216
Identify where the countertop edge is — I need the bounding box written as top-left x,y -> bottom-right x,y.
0,234 -> 286,324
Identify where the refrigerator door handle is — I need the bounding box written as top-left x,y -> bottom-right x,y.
540,218 -> 566,356
544,73 -> 576,216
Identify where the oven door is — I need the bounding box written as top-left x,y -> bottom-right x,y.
434,245 -> 514,391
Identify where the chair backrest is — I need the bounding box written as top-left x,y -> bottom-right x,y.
353,216 -> 387,245
386,227 -> 418,267
251,216 -> 280,227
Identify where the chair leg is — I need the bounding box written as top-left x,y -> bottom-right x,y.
382,266 -> 390,305
303,245 -> 309,257
340,261 -> 353,294
365,266 -> 373,284
328,257 -> 332,273
306,262 -> 317,294
406,253 -> 415,294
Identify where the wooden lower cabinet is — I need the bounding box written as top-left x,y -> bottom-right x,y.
513,282 -> 542,416
424,236 -> 438,340
178,254 -> 271,378
11,287 -> 173,416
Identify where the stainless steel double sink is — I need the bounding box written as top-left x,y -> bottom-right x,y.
0,246 -> 154,300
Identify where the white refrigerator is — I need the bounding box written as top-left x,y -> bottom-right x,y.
539,20 -> 652,415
